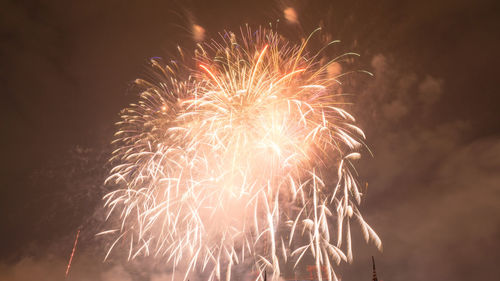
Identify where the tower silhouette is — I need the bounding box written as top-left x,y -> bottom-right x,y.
371,256 -> 378,281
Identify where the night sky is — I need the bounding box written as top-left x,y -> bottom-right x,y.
1,0 -> 500,280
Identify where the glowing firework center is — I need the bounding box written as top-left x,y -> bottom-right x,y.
103,28 -> 380,281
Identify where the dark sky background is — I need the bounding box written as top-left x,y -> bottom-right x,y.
1,0 -> 500,280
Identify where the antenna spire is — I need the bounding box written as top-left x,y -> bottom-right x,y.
372,256 -> 378,281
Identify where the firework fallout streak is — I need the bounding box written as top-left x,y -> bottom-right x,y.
66,229 -> 80,279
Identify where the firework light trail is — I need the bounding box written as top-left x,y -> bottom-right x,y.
65,229 -> 80,279
101,27 -> 381,281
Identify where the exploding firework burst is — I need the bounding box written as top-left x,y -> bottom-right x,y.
102,27 -> 381,281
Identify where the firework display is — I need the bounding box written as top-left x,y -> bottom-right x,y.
102,27 -> 380,281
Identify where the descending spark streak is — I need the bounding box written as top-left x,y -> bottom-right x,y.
102,27 -> 381,281
65,229 -> 80,279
